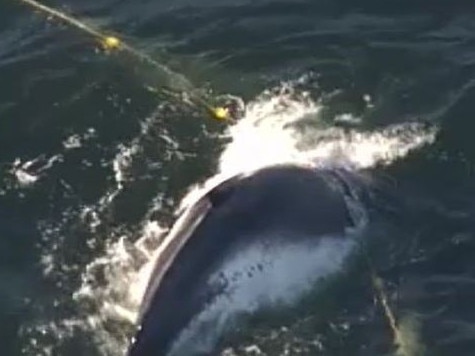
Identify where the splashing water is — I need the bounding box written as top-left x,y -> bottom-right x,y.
33,80 -> 437,355
179,85 -> 436,211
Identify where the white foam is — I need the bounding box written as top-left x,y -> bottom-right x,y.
62,128 -> 96,150
8,128 -> 96,190
10,155 -> 63,187
218,89 -> 435,173
73,221 -> 168,322
113,143 -> 140,191
178,85 -> 436,213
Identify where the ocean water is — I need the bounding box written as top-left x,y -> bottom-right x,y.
1,0 -> 475,355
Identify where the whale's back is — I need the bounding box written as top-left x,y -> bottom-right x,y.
128,165 -> 358,356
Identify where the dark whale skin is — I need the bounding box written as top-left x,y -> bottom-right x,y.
128,165 -> 355,356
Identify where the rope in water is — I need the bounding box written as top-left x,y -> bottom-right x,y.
17,0 -> 231,121
365,251 -> 421,356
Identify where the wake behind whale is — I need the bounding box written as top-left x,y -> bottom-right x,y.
127,164 -> 367,356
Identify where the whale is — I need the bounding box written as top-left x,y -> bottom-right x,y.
127,164 -> 364,356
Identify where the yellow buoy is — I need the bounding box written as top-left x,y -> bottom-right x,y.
211,106 -> 230,121
102,36 -> 121,50
18,0 -> 238,125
